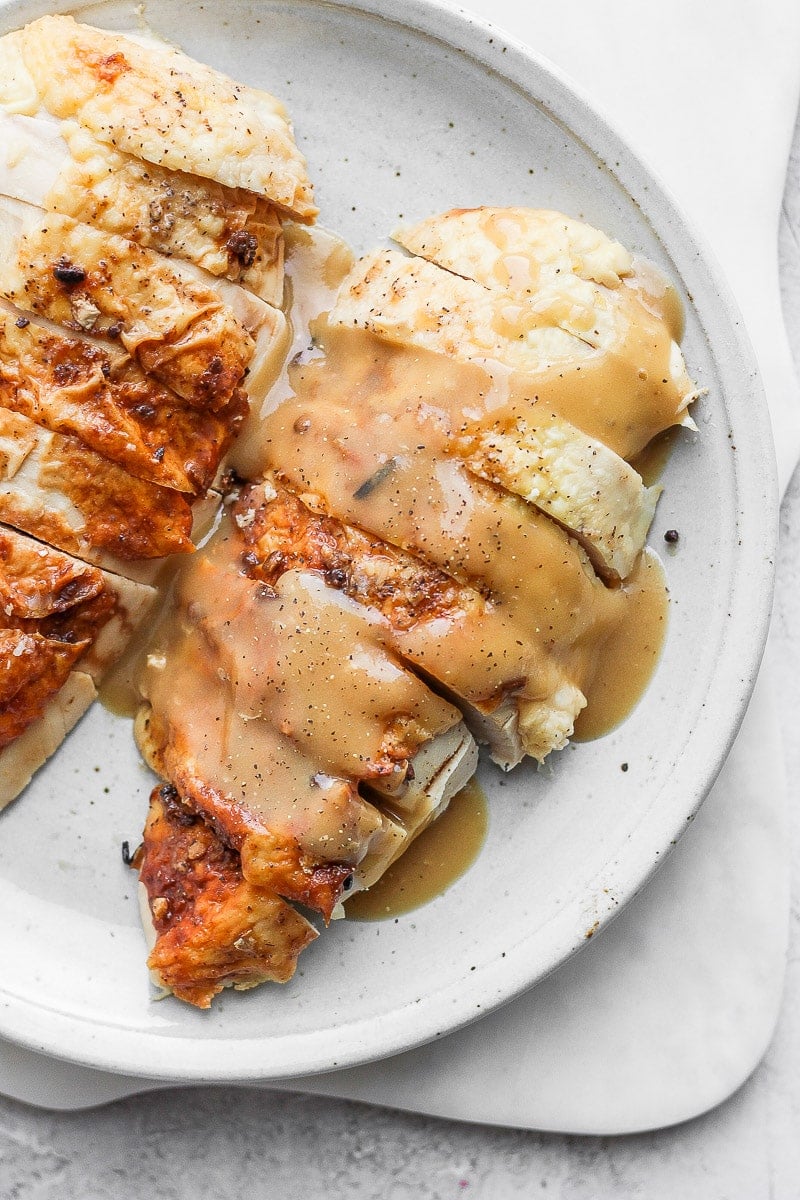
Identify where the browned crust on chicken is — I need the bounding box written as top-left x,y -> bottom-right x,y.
135,705 -> 353,922
0,408 -> 194,561
13,16 -> 317,219
230,480 -> 473,632
46,135 -> 286,303
0,525 -> 118,747
0,628 -> 86,748
2,210 -> 254,410
0,522 -> 106,616
136,784 -> 318,1009
0,312 -> 247,493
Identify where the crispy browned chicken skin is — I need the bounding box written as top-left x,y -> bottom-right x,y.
136,784 -> 318,1009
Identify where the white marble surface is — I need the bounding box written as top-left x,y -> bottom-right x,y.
2,47 -> 800,1200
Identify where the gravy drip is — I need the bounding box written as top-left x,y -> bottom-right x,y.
574,550 -> 669,741
347,779 -> 489,920
252,242 -> 676,745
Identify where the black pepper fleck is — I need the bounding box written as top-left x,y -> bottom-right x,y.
52,257 -> 87,285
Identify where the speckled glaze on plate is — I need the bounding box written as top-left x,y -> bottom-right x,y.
0,0 -> 777,1081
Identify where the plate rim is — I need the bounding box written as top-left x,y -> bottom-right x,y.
0,0 -> 778,1081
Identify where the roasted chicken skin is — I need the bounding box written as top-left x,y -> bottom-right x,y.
0,523 -> 154,757
0,200 -> 255,411
136,784 -> 318,1010
0,407 -> 195,563
0,627 -> 86,750
0,308 -> 247,493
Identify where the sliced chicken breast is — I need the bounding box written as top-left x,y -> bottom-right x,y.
203,507 -> 480,840
229,479 -> 596,764
0,523 -> 156,804
136,524 -> 478,918
0,303 -> 246,493
261,342 -> 626,663
394,207 -> 701,456
0,196 -> 258,410
327,251 -> 658,577
0,407 -> 194,563
0,522 -> 157,686
0,111 -> 286,305
0,671 -> 95,811
1,16 -> 316,219
462,420 -> 659,580
136,670 -> 401,922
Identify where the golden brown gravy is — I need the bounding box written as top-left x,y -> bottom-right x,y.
137,544 -> 452,865
346,779 -> 489,920
191,540 -> 460,780
262,326 -> 626,682
471,280 -> 689,461
574,549 -> 669,742
331,240 -> 691,462
229,223 -> 355,480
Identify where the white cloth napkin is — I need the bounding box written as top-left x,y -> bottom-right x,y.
1,0 -> 799,1132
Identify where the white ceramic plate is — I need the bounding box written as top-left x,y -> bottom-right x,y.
0,0 -> 777,1081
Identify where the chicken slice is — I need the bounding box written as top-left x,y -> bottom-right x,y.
394,207 -> 701,456
0,626 -> 87,750
149,535 -> 472,828
136,667 -> 398,921
463,420 -> 659,580
398,205 -> 635,290
167,257 -> 289,404
103,488 -> 223,588
0,304 -> 246,493
202,515 -> 479,843
0,196 -> 258,410
328,252 -> 658,577
0,16 -> 316,220
0,671 -> 95,811
135,546 -> 475,916
190,546 -> 466,791
0,523 -> 156,804
0,112 -> 286,305
0,523 -> 157,680
229,479 -> 594,765
137,511 -> 478,894
0,407 -> 194,564
262,335 -> 626,665
135,784 -> 319,1009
